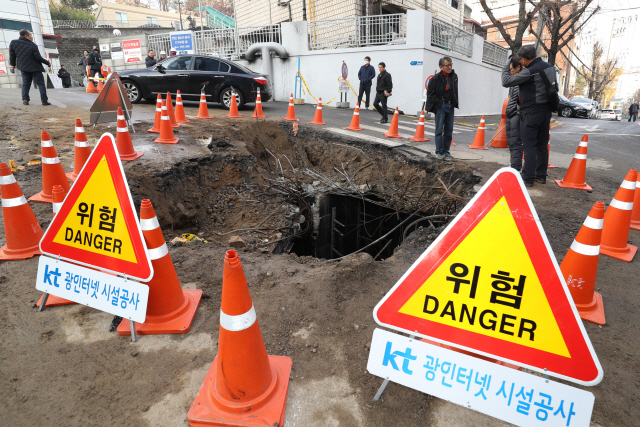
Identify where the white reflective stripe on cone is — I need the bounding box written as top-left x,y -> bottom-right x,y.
478,127 -> 485,130
256,101 -> 262,104
574,153 -> 587,160
289,103 -> 294,106
417,123 -> 424,126
2,195 -> 27,207
53,202 -> 62,214
140,216 -> 160,231
579,141 -> 588,147
117,128 -> 128,132
162,106 -> 167,110
42,157 -> 60,164
41,140 -> 53,147
570,240 -> 600,256
220,305 -> 257,331
610,198 -> 633,210
621,180 -> 637,190
161,116 -> 170,120
354,112 -> 359,115
148,243 -> 168,260
156,108 -> 161,111
0,175 -> 16,185
75,127 -> 85,133
200,99 -> 206,102
583,216 -> 604,230
117,115 -> 125,120
176,102 -> 183,105
75,141 -> 89,147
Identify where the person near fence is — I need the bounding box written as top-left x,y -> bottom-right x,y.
145,50 -> 157,68
87,47 -> 103,87
77,50 -> 89,74
628,100 -> 638,122
159,51 -> 168,61
8,29 -> 51,106
373,62 -> 392,124
57,65 -> 72,88
357,56 -> 375,110
170,48 -> 177,57
506,57 -> 523,171
425,56 -> 458,160
501,45 -> 558,187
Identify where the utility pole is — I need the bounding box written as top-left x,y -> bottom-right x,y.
535,4 -> 546,57
198,0 -> 203,30
176,0 -> 183,30
302,0 -> 307,21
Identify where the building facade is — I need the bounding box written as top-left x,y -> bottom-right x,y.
93,1 -> 181,28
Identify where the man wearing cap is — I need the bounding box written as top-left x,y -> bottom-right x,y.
57,65 -> 72,88
170,48 -> 177,57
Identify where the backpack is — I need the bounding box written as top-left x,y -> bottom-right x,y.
533,64 -> 559,113
87,53 -> 95,66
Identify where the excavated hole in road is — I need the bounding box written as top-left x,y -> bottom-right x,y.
127,121 -> 477,259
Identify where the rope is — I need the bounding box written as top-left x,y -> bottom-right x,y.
295,70 -> 342,105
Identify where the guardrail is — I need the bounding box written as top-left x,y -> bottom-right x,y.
308,14 -> 406,50
431,17 -> 473,57
482,40 -> 509,67
53,20 -> 175,29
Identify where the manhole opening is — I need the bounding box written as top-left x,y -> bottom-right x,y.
291,193 -> 435,261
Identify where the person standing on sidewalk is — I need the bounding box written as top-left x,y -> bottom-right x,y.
57,65 -> 72,88
373,62 -> 392,123
357,56 -> 375,110
502,45 -> 558,187
628,101 -> 638,122
8,29 -> 51,106
426,56 -> 458,160
506,57 -> 523,171
87,47 -> 102,88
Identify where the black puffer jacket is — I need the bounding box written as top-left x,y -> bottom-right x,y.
9,36 -> 50,73
505,86 -> 520,144
425,70 -> 459,113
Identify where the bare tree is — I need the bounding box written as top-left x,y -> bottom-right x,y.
581,42 -> 620,102
479,0 -> 542,52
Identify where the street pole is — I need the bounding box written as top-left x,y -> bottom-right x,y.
177,0 -> 183,30
198,0 -> 203,30
535,6 -> 546,57
302,0 -> 307,21
606,17 -> 616,63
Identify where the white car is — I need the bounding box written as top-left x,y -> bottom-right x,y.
600,109 -> 622,121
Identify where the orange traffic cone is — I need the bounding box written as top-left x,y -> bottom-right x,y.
116,107 -> 143,161
547,126 -> 557,168
600,170 -> 638,262
384,107 -> 402,138
560,202 -> 606,325
188,250 -> 292,426
147,94 -> 162,133
631,174 -> 640,231
195,92 -> 213,119
65,117 -> 91,182
166,92 -> 180,128
96,76 -> 104,93
175,90 -> 191,124
118,200 -> 202,335
0,163 -> 43,260
554,135 -> 591,191
37,185 -> 76,308
490,98 -> 508,148
451,140 -> 457,146
225,93 -> 243,118
282,93 -> 299,121
251,88 -> 266,119
85,75 -> 96,94
309,98 -> 326,125
409,110 -> 430,142
29,131 -> 71,203
345,105 -> 363,131
469,116 -> 487,149
154,101 -> 179,144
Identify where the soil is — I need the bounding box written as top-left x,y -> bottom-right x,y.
0,102 -> 638,427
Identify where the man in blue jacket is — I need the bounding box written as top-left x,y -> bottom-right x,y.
357,56 -> 375,109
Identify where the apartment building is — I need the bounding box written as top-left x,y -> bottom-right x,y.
93,0 -> 181,28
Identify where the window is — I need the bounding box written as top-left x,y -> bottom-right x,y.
0,19 -> 32,32
162,56 -> 192,71
115,12 -> 128,23
194,57 -> 222,72
147,17 -> 159,25
494,30 -> 503,40
219,62 -> 230,73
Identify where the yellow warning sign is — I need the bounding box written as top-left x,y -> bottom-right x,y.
399,197 -> 569,357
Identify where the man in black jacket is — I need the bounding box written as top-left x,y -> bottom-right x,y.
373,62 -> 392,123
425,56 -> 458,160
628,101 -> 638,122
357,56 -> 375,109
145,50 -> 157,68
506,57 -> 523,171
88,48 -> 102,84
502,45 -> 558,187
9,29 -> 51,105
77,50 -> 89,72
57,65 -> 72,88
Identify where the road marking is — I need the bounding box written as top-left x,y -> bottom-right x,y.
327,128 -> 405,148
551,132 -> 640,136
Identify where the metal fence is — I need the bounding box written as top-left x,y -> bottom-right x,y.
482,40 -> 509,67
194,28 -> 237,57
430,17 -> 474,57
308,14 -> 407,50
147,33 -> 172,57
53,20 -> 175,29
237,24 -> 281,52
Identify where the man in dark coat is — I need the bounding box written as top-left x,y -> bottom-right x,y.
145,50 -> 157,68
425,56 -> 458,160
373,62 -> 392,123
357,56 -> 375,109
77,50 -> 89,73
9,29 -> 51,105
57,65 -> 72,88
506,57 -> 523,171
628,101 -> 639,122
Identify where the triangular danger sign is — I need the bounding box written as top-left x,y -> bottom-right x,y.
40,133 -> 153,282
374,168 -> 603,385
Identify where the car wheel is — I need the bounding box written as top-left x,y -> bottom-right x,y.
561,107 -> 573,118
220,86 -> 244,109
122,80 -> 143,104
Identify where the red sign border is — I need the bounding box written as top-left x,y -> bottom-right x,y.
342,62 -> 348,80
374,168 -> 603,386
39,133 -> 153,282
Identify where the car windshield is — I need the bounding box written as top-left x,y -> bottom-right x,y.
160,56 -> 192,70
602,110 -> 612,113
615,110 -> 621,113
572,98 -> 592,104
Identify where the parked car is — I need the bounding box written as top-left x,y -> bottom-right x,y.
558,94 -> 590,118
118,54 -> 271,109
600,109 -> 622,121
570,97 -> 597,118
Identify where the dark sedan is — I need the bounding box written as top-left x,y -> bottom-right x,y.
118,54 -> 271,109
558,94 -> 590,118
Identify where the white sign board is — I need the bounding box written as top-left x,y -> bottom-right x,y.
170,31 -> 195,55
367,328 -> 594,427
111,43 -> 123,60
36,256 -> 149,323
122,39 -> 142,63
340,79 -> 349,93
0,53 -> 7,74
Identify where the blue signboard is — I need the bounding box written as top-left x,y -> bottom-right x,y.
410,61 -> 424,66
170,31 -> 194,54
